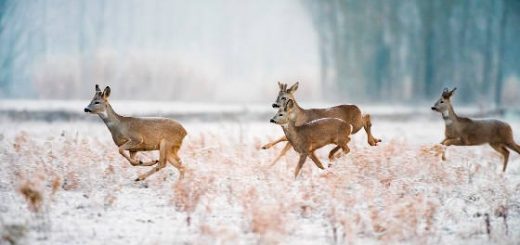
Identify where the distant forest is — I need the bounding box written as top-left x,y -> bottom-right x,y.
303,0 -> 520,105
0,0 -> 519,105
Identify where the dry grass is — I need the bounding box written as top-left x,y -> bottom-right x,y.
18,183 -> 43,213
1,121 -> 520,244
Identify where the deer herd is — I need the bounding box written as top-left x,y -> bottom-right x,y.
84,83 -> 520,181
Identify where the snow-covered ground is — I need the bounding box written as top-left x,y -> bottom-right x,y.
1,116 -> 520,244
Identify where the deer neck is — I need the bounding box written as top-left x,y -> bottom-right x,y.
291,100 -> 304,114
290,100 -> 306,124
281,117 -> 300,145
99,103 -> 122,129
441,104 -> 458,126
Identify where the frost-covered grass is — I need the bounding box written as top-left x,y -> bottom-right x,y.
1,119 -> 520,244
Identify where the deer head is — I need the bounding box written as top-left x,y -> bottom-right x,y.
272,81 -> 299,108
431,87 -> 456,113
270,99 -> 296,125
84,84 -> 111,115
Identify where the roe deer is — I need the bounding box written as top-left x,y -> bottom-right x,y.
431,87 -> 520,172
262,81 -> 380,166
84,84 -> 187,181
270,99 -> 353,178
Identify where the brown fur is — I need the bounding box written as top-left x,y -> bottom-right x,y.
85,85 -> 187,181
271,99 -> 352,178
432,88 -> 520,172
263,82 -> 380,166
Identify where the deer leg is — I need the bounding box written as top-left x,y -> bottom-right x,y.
129,151 -> 159,166
439,139 -> 448,160
490,143 -> 510,172
137,159 -> 160,166
363,114 -> 381,146
135,140 -> 169,181
340,141 -> 351,155
506,142 -> 520,155
328,136 -> 352,166
129,151 -> 137,160
119,140 -> 144,166
309,152 -> 325,170
442,138 -> 465,146
269,142 -> 292,167
328,146 -> 341,162
441,137 -> 470,161
294,154 -> 308,178
129,151 -> 138,163
167,146 -> 186,179
261,136 -> 288,150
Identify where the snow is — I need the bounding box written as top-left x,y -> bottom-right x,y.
1,115 -> 520,244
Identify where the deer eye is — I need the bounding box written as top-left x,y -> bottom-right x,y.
278,114 -> 282,116
94,101 -> 100,104
440,101 -> 444,104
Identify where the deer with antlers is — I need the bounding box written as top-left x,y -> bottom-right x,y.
263,82 -> 380,166
84,85 -> 187,181
431,88 -> 520,172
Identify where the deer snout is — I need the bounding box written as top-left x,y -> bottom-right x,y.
272,104 -> 279,108
84,108 -> 92,113
431,107 -> 437,111
270,119 -> 276,123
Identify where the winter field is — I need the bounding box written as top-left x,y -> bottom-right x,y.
1,103 -> 520,244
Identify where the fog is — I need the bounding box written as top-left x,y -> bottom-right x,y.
0,0 -> 519,105
0,0 -> 320,102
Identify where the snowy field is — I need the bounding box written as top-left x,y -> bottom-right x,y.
1,115 -> 520,244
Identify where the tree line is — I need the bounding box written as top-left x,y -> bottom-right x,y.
302,0 -> 520,106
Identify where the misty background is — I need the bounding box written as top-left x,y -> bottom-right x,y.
0,0 -> 519,106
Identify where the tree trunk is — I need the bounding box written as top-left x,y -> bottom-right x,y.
494,0 -> 508,108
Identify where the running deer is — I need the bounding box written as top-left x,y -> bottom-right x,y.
270,99 -> 353,177
84,85 -> 187,181
262,81 -> 380,166
431,88 -> 520,172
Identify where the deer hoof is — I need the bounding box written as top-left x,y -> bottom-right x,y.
135,177 -> 143,182
261,145 -> 269,150
369,138 -> 382,146
138,160 -> 144,166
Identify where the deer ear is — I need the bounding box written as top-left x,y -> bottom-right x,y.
95,84 -> 101,92
444,87 -> 457,98
102,86 -> 111,99
287,82 -> 299,93
450,87 -> 457,95
278,81 -> 283,89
